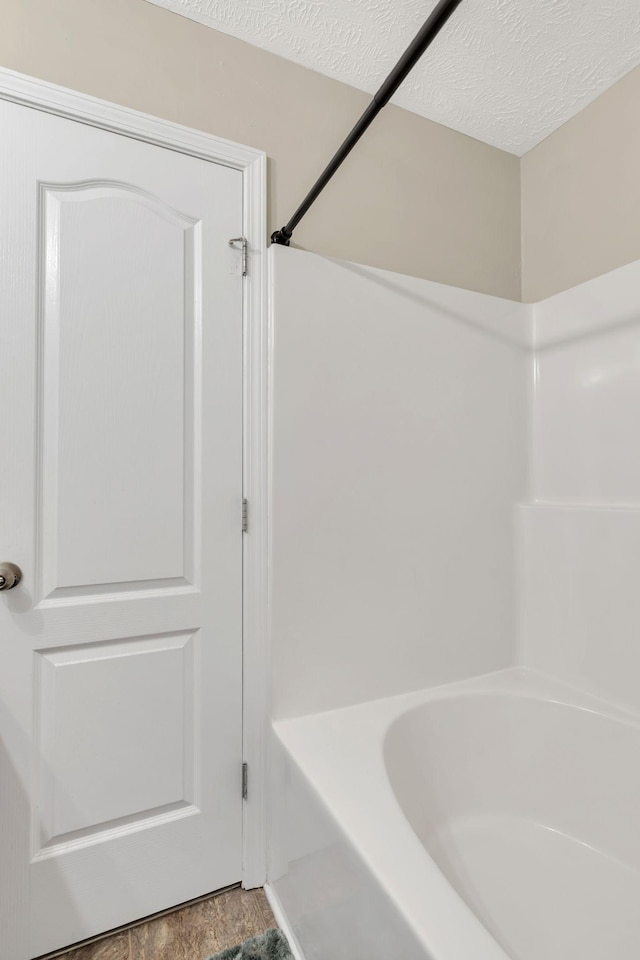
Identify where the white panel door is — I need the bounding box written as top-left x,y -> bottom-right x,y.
0,98 -> 244,959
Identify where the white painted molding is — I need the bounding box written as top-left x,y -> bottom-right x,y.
0,66 -> 270,889
241,153 -> 270,889
0,67 -> 261,168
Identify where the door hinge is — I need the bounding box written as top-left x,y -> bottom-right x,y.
229,236 -> 248,276
242,498 -> 248,533
242,761 -> 248,800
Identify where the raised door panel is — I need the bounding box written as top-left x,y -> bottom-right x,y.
37,182 -> 201,602
33,630 -> 198,855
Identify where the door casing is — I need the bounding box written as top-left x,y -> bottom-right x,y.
0,66 -> 270,892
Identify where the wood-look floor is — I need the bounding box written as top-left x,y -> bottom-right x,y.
53,887 -> 276,960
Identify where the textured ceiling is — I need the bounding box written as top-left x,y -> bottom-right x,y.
146,0 -> 640,154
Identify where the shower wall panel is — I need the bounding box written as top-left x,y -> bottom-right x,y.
271,247 -> 530,719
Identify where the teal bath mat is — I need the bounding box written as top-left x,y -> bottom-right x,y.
208,928 -> 293,960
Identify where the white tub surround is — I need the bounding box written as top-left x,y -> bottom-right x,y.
271,247 -> 531,719
271,669 -> 640,960
521,256 -> 640,713
533,258 -> 640,503
268,249 -> 640,960
519,504 -> 640,711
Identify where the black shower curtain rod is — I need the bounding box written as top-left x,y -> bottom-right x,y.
271,0 -> 466,247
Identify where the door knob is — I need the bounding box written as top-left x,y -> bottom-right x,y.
0,562 -> 22,590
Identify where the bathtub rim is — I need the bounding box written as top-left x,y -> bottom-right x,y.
273,666 -> 640,960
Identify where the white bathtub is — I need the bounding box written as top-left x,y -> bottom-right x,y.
268,668 -> 640,960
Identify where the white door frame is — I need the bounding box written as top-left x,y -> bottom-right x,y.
0,68 -> 270,890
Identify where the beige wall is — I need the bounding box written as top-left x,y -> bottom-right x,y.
6,0 -> 638,303
0,0 -> 521,300
522,64 -> 640,303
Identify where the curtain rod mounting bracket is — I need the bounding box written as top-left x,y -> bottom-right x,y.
271,229 -> 291,246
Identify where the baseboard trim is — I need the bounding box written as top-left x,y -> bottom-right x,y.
264,883 -> 306,960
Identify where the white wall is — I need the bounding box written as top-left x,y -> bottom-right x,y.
520,259 -> 640,713
270,247 -> 530,719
